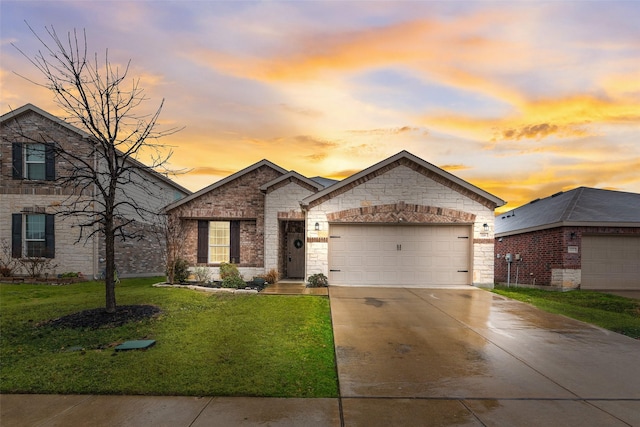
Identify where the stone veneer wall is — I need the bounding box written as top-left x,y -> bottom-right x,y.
263,180 -> 315,275
306,164 -> 497,286
1,194 -> 98,277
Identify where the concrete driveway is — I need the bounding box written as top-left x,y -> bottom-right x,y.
330,286 -> 640,426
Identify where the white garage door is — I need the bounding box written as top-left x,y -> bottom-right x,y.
582,235 -> 640,290
328,224 -> 471,286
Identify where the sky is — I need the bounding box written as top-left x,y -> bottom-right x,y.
1,1 -> 639,213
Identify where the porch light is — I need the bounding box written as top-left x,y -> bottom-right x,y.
315,222 -> 320,231
483,223 -> 489,232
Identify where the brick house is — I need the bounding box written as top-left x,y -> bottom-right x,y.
495,187 -> 640,290
165,151 -> 505,287
0,104 -> 190,278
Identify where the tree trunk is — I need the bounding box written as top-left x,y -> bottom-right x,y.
104,218 -> 117,313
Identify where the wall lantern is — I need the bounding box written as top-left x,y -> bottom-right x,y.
483,223 -> 489,232
315,222 -> 320,231
570,232 -> 576,239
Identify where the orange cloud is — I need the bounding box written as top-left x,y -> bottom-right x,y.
471,156 -> 640,213
440,164 -> 470,171
428,93 -> 640,146
346,126 -> 422,136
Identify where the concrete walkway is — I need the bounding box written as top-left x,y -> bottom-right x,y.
2,286 -> 639,426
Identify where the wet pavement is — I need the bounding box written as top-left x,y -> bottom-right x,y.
2,286 -> 639,426
330,286 -> 640,426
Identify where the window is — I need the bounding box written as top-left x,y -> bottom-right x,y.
25,214 -> 46,257
197,220 -> 240,264
208,221 -> 230,264
25,144 -> 46,180
12,142 -> 55,181
11,213 -> 55,258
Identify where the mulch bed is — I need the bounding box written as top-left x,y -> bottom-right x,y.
39,305 -> 161,329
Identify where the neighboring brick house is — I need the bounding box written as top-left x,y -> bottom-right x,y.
0,104 -> 190,278
165,151 -> 505,287
495,187 -> 640,290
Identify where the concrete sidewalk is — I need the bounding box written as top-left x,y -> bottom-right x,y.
0,395 -> 340,426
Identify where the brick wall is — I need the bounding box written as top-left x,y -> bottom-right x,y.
495,226 -> 640,288
3,109 -> 186,278
170,165 -> 283,274
1,110 -> 93,196
99,221 -> 166,278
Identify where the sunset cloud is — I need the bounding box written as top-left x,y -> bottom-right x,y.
2,1 -> 639,210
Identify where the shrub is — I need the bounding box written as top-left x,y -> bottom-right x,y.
220,262 -> 241,280
18,257 -> 58,278
262,269 -> 279,284
193,266 -> 211,283
59,272 -> 79,278
221,275 -> 246,289
171,258 -> 190,284
307,273 -> 328,288
0,239 -> 20,277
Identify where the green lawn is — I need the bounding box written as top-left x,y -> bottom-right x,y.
0,278 -> 338,397
492,286 -> 640,339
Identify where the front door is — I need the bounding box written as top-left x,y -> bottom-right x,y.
286,232 -> 305,278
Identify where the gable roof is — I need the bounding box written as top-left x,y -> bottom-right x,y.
301,150 -> 505,209
2,103 -> 192,196
310,176 -> 339,188
259,171 -> 325,192
165,159 -> 288,211
1,103 -> 92,138
496,187 -> 640,236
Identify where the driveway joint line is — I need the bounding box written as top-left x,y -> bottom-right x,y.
188,396 -> 214,427
327,287 -> 345,427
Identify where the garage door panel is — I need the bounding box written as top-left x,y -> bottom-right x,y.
329,224 -> 471,286
582,235 -> 640,290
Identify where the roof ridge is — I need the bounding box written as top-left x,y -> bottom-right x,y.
559,187 -> 584,221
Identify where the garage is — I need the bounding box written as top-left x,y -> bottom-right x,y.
581,235 -> 640,290
328,224 -> 471,286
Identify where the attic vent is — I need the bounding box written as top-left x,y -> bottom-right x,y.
551,191 -> 563,198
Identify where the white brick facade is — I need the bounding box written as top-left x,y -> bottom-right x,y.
264,181 -> 315,272
303,165 -> 498,287
0,194 -> 98,276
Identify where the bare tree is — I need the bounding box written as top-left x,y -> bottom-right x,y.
153,212 -> 187,285
13,24 -> 181,312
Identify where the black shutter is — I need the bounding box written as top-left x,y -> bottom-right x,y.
197,220 -> 208,264
12,143 -> 23,179
45,214 -> 55,259
45,144 -> 55,181
230,220 -> 240,264
11,214 -> 22,258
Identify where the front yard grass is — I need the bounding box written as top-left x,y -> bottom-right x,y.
492,286 -> 640,339
0,277 -> 338,397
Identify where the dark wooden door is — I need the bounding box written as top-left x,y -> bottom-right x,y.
286,233 -> 305,278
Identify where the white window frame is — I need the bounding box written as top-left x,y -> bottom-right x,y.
24,214 -> 46,257
208,221 -> 230,264
24,143 -> 46,180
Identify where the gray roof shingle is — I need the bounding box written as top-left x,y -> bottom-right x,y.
496,187 -> 640,236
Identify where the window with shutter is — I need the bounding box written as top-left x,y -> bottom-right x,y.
12,143 -> 55,181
